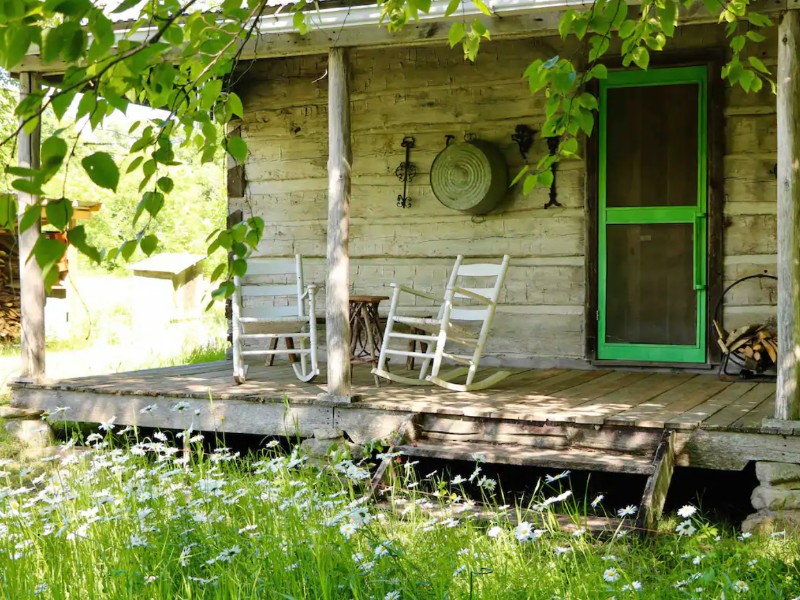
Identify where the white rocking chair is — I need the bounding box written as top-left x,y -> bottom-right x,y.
372,255 -> 511,392
232,255 -> 319,384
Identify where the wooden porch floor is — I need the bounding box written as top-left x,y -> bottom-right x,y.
17,361 -> 776,433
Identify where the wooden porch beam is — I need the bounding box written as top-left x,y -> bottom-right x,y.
17,72 -> 45,382
324,47 -> 352,402
776,9 -> 800,421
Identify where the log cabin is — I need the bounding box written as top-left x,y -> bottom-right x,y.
9,0 -> 800,531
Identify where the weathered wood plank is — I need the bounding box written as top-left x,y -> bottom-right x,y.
608,376 -> 733,429
17,72 -> 44,381
702,383 -> 777,430
324,47 -> 353,401
659,380 -> 755,429
730,392 -> 776,431
564,372 -> 693,425
397,440 -> 656,474
776,9 -> 800,420
11,388 -> 335,437
636,431 -> 675,533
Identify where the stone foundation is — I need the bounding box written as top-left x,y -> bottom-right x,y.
743,461 -> 800,534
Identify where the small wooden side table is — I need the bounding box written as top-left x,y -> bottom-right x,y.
349,295 -> 389,363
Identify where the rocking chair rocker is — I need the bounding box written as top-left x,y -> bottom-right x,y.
232,255 -> 319,384
372,255 -> 511,392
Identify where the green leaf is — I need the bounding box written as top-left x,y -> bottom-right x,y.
0,194 -> 18,230
81,152 -> 120,191
631,46 -> 650,70
140,234 -> 158,256
200,79 -> 223,111
231,258 -> 247,277
45,198 -> 73,231
211,280 -> 235,300
112,0 -> 142,13
746,30 -> 766,43
19,203 -> 40,233
656,1 -> 678,37
67,225 -> 103,263
538,169 -> 554,188
589,63 -> 608,80
444,0 -> 461,17
41,25 -> 64,64
227,136 -> 248,163
618,19 -> 636,39
156,176 -> 174,193
471,0 -> 491,15
32,237 -> 67,290
119,240 -> 138,261
127,156 -> 144,174
522,174 -> 538,195
510,165 -> 530,187
4,26 -> 33,70
227,93 -> 244,119
40,136 -> 68,181
448,22 -> 466,48
11,178 -> 43,196
558,10 -> 576,39
577,92 -> 598,110
559,137 -> 579,156
210,262 -> 226,282
748,56 -> 770,75
747,12 -> 772,27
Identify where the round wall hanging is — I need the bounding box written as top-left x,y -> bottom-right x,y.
430,139 -> 509,215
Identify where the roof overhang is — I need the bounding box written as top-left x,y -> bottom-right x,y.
13,0 -> 794,75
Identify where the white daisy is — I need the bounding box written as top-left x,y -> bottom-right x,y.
675,520 -> 697,537
487,525 -> 502,538
603,568 -> 620,583
677,505 -> 697,518
617,505 -> 637,518
732,580 -> 749,593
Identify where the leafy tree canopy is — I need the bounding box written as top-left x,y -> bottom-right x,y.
0,0 -> 773,296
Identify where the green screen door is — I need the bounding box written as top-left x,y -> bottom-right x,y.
598,66 -> 708,363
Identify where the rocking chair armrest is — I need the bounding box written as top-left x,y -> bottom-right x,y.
450,286 -> 492,304
390,283 -> 439,302
301,284 -> 318,300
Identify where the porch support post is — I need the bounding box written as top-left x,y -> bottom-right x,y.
17,72 -> 45,382
324,47 -> 352,401
776,10 -> 800,421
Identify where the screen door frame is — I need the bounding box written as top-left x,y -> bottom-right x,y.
597,65 -> 708,364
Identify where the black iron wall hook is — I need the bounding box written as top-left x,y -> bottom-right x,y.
395,136 -> 416,208
512,125 -> 536,160
544,136 -> 563,209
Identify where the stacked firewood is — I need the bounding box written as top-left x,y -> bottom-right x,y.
714,320 -> 777,373
0,233 -> 20,341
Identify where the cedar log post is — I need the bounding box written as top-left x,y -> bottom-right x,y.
17,73 -> 45,382
324,47 -> 352,401
776,10 -> 800,421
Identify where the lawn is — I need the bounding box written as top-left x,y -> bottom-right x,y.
0,428 -> 797,599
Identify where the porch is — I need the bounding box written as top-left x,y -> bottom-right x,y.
11,361 -> 797,473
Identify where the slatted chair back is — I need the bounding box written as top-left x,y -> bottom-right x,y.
444,255 -> 510,323
232,255 -> 319,384
234,256 -> 308,321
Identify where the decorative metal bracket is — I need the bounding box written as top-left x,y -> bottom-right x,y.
511,125 -> 536,160
395,136 -> 416,208
544,136 -> 563,209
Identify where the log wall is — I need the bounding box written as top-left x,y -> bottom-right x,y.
231,23 -> 779,366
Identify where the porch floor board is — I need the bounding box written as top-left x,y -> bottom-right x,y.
11,361 -> 778,434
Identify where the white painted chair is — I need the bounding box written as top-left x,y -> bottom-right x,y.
232,255 -> 319,384
373,255 -> 511,392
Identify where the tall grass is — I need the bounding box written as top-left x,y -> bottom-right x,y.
0,426 -> 797,599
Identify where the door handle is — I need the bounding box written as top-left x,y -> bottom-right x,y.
693,213 -> 707,291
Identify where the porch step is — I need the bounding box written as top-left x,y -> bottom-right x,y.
396,440 -> 657,475
380,422 -> 677,533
